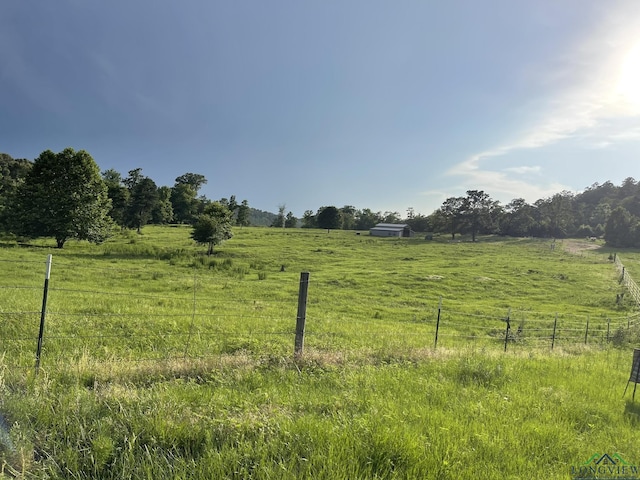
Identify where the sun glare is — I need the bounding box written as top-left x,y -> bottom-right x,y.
617,41 -> 640,111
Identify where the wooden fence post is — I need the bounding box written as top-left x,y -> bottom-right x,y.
294,272 -> 310,358
503,308 -> 511,352
584,315 -> 589,345
35,254 -> 52,375
606,318 -> 611,343
551,313 -> 558,350
434,297 -> 442,349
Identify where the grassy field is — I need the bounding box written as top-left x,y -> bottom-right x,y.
0,227 -> 639,478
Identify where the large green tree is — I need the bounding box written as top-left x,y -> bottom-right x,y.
152,186 -> 174,224
534,192 -> 576,238
102,169 -> 130,228
381,211 -> 402,223
340,205 -> 357,230
461,190 -> 500,242
355,208 -> 381,230
13,148 -> 112,248
191,202 -> 234,255
589,201 -> 612,229
499,198 -> 534,237
316,206 -> 342,230
170,183 -> 197,223
284,211 -> 297,228
175,172 -> 207,193
405,213 -> 431,233
605,207 -> 639,247
437,196 -> 466,240
227,195 -> 238,213
301,210 -> 317,228
171,173 -> 207,223
236,199 -> 250,227
125,174 -> 159,233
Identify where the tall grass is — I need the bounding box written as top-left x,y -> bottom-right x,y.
1,348 -> 639,478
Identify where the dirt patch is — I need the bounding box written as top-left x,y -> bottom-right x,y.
562,239 -> 603,255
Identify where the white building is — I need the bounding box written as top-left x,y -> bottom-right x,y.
369,223 -> 413,238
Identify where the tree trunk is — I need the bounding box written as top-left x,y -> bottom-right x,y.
207,242 -> 213,256
56,238 -> 66,248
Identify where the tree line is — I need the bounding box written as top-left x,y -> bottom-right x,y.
282,181 -> 640,248
3,148 -> 640,249
0,148 -> 251,251
430,181 -> 640,247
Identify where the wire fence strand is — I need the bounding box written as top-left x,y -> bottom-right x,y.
0,254 -> 638,372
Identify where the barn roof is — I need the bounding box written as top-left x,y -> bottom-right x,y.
371,223 -> 409,230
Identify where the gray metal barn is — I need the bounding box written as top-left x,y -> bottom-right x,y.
369,223 -> 413,238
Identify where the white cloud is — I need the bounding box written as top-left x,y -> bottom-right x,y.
451,165 -> 566,204
447,3 -> 640,203
612,127 -> 640,141
504,166 -> 541,175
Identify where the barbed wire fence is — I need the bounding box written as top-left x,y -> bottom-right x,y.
0,254 -> 639,375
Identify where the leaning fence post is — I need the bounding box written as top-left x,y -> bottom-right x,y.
35,254 -> 52,375
551,313 -> 558,350
503,308 -> 511,352
294,272 -> 310,358
434,297 -> 442,349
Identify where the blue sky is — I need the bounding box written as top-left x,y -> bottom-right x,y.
2,1 -> 640,217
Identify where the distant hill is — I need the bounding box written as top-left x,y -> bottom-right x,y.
249,208 -> 277,227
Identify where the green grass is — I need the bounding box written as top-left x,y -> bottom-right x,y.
0,227 -> 639,478
0,228 -> 635,365
2,348 -> 640,478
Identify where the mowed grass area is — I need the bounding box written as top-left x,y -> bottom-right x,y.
0,227 -> 640,478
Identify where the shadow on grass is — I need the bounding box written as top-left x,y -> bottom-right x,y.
0,241 -> 53,249
624,399 -> 640,425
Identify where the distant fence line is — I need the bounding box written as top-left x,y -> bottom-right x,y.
0,256 -> 639,373
614,254 -> 640,308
